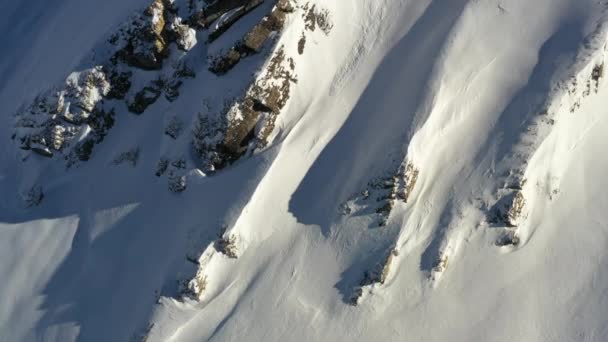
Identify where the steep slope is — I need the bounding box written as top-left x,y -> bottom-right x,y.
2,0 -> 608,341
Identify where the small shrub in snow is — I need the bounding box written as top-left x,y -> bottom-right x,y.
128,81 -> 164,114
171,158 -> 187,170
155,158 -> 169,177
277,0 -> 295,13
164,79 -> 182,102
192,113 -> 226,172
22,185 -> 44,208
104,69 -> 132,100
73,139 -> 95,162
113,148 -> 140,167
165,116 -> 183,139
168,172 -> 187,193
174,61 -> 196,79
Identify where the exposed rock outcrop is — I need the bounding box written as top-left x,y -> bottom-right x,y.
340,160 -> 419,227
350,249 -> 398,306
112,0 -> 170,70
207,0 -> 265,42
191,0 -> 335,174
491,190 -> 526,228
14,0 -> 199,167
195,43 -> 298,171
13,67 -> 113,161
209,2 -> 291,74
111,0 -> 197,70
13,0 -> 330,195
168,158 -> 188,192
223,46 -> 296,153
215,234 -> 238,258
302,2 -> 333,35
165,116 -> 184,139
127,63 -> 196,114
431,253 -> 449,273
191,0 -> 264,29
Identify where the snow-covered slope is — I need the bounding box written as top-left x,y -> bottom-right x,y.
2,0 -> 608,341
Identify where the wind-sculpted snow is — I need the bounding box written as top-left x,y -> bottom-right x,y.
3,0 -> 608,341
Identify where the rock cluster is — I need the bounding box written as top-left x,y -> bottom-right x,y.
111,0 -> 197,70
13,0 -> 334,195
340,160 -> 419,227
491,190 -> 526,228
14,67 -> 114,161
350,249 -> 398,306
193,1 -> 327,173
14,0 -> 198,167
209,2 -> 293,74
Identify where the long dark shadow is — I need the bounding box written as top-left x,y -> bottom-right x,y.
289,0 -> 470,237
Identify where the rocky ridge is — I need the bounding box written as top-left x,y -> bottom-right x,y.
12,0 -> 334,195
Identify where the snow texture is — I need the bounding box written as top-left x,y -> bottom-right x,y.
2,0 -> 608,341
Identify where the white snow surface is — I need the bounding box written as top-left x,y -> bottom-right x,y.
2,0 -> 608,341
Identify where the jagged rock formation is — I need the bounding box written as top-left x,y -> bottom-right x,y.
350,249 -> 398,306
182,272 -> 207,299
432,253 -> 449,273
13,0 -> 333,192
192,2 -> 333,172
207,0 -> 265,41
111,0 -> 196,70
208,1 -> 293,74
128,80 -> 164,114
167,159 -> 188,192
13,67 -> 114,162
215,234 -> 239,258
340,160 -> 419,227
126,60 -> 196,115
504,191 -> 526,227
13,0 -> 198,168
301,2 -> 332,34
491,189 -> 526,228
191,0 -> 263,29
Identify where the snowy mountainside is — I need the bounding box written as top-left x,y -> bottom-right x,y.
2,0 -> 608,341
